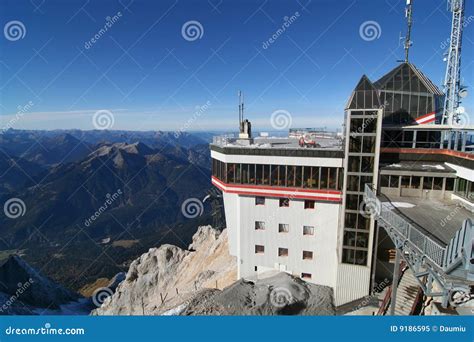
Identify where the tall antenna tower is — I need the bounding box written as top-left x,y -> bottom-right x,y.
442,0 -> 465,125
404,0 -> 413,63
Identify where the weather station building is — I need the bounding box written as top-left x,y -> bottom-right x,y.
211,0 -> 473,312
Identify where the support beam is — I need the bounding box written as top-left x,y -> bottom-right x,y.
390,249 -> 401,316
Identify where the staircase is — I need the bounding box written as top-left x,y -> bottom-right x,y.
390,268 -> 420,315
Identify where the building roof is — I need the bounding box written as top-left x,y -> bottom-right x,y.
374,62 -> 444,96
346,75 -> 382,109
380,161 -> 456,174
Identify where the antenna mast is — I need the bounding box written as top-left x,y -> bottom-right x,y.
442,0 -> 465,125
404,0 -> 413,63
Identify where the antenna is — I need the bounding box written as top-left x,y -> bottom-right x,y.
238,90 -> 242,130
404,0 -> 413,63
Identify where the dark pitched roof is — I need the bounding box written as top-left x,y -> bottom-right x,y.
374,62 -> 443,95
346,75 -> 381,109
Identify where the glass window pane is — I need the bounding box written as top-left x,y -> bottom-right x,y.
423,177 -> 433,190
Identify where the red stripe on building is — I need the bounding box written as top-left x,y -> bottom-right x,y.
415,111 -> 436,124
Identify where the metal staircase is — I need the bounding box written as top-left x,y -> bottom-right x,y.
364,184 -> 474,309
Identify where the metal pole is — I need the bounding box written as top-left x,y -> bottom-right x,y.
390,248 -> 401,316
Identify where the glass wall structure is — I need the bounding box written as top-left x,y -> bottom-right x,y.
373,63 -> 444,125
212,159 -> 342,191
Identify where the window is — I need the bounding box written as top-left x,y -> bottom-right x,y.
278,248 -> 289,257
279,198 -> 289,207
380,175 -> 389,187
389,175 -> 399,188
255,245 -> 265,254
255,197 -> 265,205
303,226 -> 314,236
301,273 -> 312,280
401,176 -> 410,188
302,251 -> 313,260
304,200 -> 315,209
445,178 -> 455,191
433,177 -> 443,190
255,221 -> 265,230
410,176 -> 421,189
254,266 -> 258,272
423,177 -> 433,190
278,224 -> 289,233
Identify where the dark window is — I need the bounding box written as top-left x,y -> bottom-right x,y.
271,165 -> 278,186
287,166 -> 295,187
256,164 -> 263,184
303,226 -> 314,236
302,251 -> 313,260
235,163 -> 241,183
347,175 -> 359,192
227,163 -> 235,183
389,175 -> 399,188
320,167 -> 329,189
380,175 -> 389,187
304,200 -> 315,209
301,273 -> 312,280
411,176 -> 421,189
445,178 -> 454,191
278,224 -> 289,233
433,177 -> 443,190
343,231 -> 356,247
249,164 -> 256,184
346,194 -> 359,210
362,136 -> 376,153
348,156 -> 360,173
310,167 -> 319,188
401,176 -> 410,188
423,177 -> 433,190
349,136 -> 362,153
278,165 -> 286,186
255,221 -> 265,230
345,213 -> 357,228
242,164 -> 249,184
255,197 -> 265,205
278,248 -> 288,257
255,245 -> 265,254
355,250 -> 368,265
262,164 -> 270,185
328,168 -> 337,189
356,232 -> 369,248
279,198 -> 290,207
350,118 -> 364,133
363,116 -> 377,133
361,156 -> 374,173
295,166 -> 303,187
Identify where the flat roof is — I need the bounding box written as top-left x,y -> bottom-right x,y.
380,195 -> 472,245
380,161 -> 456,174
212,135 -> 342,150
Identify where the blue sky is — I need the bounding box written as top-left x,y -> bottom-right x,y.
0,0 -> 473,132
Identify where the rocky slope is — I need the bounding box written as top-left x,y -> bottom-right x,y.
94,226 -> 335,316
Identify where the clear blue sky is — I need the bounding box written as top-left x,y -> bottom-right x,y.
1,0 -> 472,131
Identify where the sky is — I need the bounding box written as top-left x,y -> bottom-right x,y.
0,0 -> 473,132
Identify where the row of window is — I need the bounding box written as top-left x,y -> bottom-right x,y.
254,245 -> 314,260
255,197 -> 315,209
255,221 -> 315,235
380,175 -> 455,191
212,159 -> 343,190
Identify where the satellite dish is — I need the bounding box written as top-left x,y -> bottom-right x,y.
459,88 -> 468,98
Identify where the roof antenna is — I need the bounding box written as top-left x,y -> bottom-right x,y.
238,90 -> 243,133
404,0 -> 413,63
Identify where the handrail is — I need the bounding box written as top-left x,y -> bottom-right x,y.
364,184 -> 446,267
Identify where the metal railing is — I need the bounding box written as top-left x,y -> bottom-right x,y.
364,184 -> 446,267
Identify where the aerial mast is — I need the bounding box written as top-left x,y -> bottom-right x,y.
442,0 -> 465,125
404,0 -> 413,63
